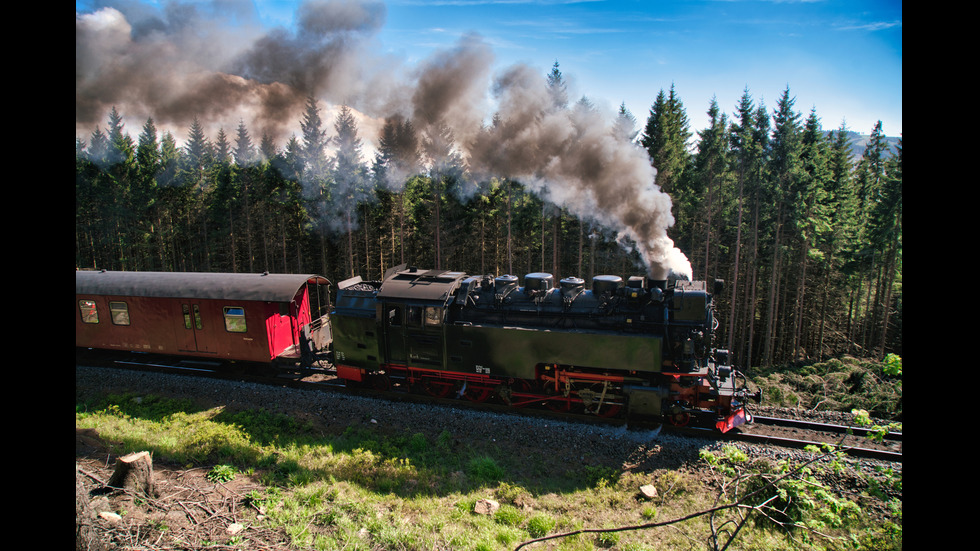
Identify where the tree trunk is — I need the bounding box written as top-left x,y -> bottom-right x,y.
727,176 -> 744,356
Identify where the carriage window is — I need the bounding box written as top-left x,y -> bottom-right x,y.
424,306 -> 443,327
79,300 -> 99,324
223,307 -> 247,333
193,305 -> 203,330
109,302 -> 130,326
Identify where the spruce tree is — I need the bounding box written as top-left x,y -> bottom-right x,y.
640,84 -> 691,194
687,97 -> 731,282
332,104 -> 368,277
300,95 -> 332,191
233,121 -> 256,166
546,60 -> 568,110
791,108 -> 832,360
134,118 -> 161,269
761,87 -> 803,366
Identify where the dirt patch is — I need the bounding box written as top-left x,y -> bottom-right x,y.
76,428 -> 289,550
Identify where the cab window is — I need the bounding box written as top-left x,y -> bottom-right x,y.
387,305 -> 402,326
406,306 -> 422,327
424,306 -> 443,327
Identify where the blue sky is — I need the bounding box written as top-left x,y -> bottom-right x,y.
285,0 -> 900,137
76,0 -> 902,141
379,0 -> 903,137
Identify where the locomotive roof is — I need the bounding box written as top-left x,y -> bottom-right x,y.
377,268 -> 468,302
76,271 -> 330,302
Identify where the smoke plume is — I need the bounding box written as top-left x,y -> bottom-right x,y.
75,0 -> 691,279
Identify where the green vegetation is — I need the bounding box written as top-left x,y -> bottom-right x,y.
748,355 -> 903,421
77,386 -> 901,550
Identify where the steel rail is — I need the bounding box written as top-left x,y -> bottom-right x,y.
751,415 -> 903,442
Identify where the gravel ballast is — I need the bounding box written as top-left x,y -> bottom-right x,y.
75,364 -> 900,485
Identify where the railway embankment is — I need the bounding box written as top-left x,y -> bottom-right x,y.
76,363 -> 901,550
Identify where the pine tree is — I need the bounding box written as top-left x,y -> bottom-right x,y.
547,60 -> 568,110
725,89 -> 761,362
332,104 -> 368,277
422,122 -> 465,270
791,108 -> 832,360
180,117 -> 213,270
872,137 -> 902,357
300,95 -> 333,272
300,95 -> 332,190
815,122 -> 856,358
87,127 -> 109,165
687,97 -> 731,282
232,121 -> 259,271
851,120 -> 889,353
761,87 -> 803,366
613,102 -> 639,143
259,133 -> 278,163
134,118 -> 161,269
640,84 -> 691,194
155,131 -> 182,271
233,120 -> 257,166
214,128 -> 232,166
103,107 -> 138,269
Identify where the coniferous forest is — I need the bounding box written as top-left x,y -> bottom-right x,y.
75,72 -> 902,370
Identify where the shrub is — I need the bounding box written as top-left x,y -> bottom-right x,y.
526,514 -> 556,538
467,456 -> 505,483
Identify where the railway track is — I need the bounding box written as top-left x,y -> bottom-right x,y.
726,414 -> 902,463
78,350 -> 902,464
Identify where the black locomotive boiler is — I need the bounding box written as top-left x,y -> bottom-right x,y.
331,266 -> 757,432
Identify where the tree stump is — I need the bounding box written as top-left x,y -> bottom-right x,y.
106,451 -> 154,497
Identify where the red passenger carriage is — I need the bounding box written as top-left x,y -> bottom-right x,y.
75,270 -> 332,365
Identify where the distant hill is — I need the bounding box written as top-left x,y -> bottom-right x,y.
830,130 -> 901,162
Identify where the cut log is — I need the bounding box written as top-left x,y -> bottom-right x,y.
106,451 -> 154,497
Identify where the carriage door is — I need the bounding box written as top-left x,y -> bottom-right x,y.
175,303 -> 215,354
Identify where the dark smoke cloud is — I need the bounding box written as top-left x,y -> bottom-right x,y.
75,0 -> 690,279
468,64 -> 689,280
76,0 -> 390,140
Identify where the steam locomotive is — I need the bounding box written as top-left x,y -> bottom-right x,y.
76,267 -> 757,432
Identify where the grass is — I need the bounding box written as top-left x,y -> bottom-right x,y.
77,388 -> 901,550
